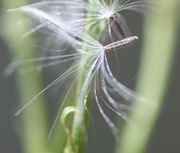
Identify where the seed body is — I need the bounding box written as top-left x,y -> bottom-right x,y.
104,36 -> 138,52
110,16 -> 125,38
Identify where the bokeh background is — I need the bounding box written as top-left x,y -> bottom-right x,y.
0,1 -> 180,153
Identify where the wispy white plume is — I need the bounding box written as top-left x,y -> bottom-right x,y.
8,0 -> 149,38
7,0 -> 152,138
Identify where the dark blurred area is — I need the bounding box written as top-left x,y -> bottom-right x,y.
0,2 -> 180,153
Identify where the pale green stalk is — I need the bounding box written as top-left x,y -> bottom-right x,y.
71,1 -> 109,153
116,0 -> 180,153
72,58 -> 95,153
2,1 -> 48,153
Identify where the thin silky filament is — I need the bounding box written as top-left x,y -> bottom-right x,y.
15,61 -> 83,116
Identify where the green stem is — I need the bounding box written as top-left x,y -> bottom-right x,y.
116,0 -> 180,153
72,58 -> 95,153
2,1 -> 48,153
71,1 -> 108,152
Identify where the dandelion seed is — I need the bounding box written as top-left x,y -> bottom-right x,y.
14,34 -> 142,137
9,0 -> 149,38
8,0 -> 152,138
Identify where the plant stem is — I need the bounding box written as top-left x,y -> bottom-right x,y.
115,0 -> 180,153
72,60 -> 95,153
2,1 -> 48,153
71,1 -> 108,153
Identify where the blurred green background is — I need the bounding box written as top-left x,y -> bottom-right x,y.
0,0 -> 180,153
